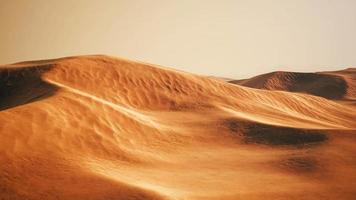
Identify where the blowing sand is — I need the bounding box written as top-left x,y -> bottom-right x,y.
1,55 -> 356,200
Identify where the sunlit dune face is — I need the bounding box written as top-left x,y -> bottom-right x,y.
0,56 -> 356,200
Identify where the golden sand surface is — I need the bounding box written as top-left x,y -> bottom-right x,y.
1,55 -> 355,199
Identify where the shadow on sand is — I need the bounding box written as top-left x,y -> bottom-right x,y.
0,65 -> 58,111
223,118 -> 328,146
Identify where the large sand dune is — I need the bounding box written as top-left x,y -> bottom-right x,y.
1,55 -> 356,200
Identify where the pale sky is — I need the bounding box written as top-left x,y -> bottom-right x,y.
1,0 -> 356,78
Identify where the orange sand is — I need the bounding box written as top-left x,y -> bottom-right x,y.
1,55 -> 355,200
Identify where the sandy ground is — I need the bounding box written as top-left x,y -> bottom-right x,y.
0,55 -> 355,200
229,68 -> 356,101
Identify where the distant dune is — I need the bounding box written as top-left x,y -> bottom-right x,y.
1,55 -> 356,200
230,69 -> 356,101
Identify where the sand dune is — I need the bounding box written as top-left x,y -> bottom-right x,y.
1,55 -> 356,200
230,69 -> 356,101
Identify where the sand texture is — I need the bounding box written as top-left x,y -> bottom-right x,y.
1,55 -> 356,200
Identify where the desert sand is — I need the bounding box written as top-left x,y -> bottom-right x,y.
0,55 -> 356,200
230,69 -> 356,102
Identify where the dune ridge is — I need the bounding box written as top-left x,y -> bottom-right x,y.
1,55 -> 356,200
230,69 -> 356,101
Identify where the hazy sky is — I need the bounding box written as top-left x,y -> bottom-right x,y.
1,0 -> 356,78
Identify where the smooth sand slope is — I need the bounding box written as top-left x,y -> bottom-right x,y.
1,55 -> 356,200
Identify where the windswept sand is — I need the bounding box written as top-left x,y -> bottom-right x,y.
230,69 -> 356,101
1,55 -> 356,200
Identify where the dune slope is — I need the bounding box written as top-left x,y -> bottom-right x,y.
230,69 -> 356,101
1,55 -> 356,200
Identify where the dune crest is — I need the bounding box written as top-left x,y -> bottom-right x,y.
1,55 -> 356,200
230,69 -> 356,101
